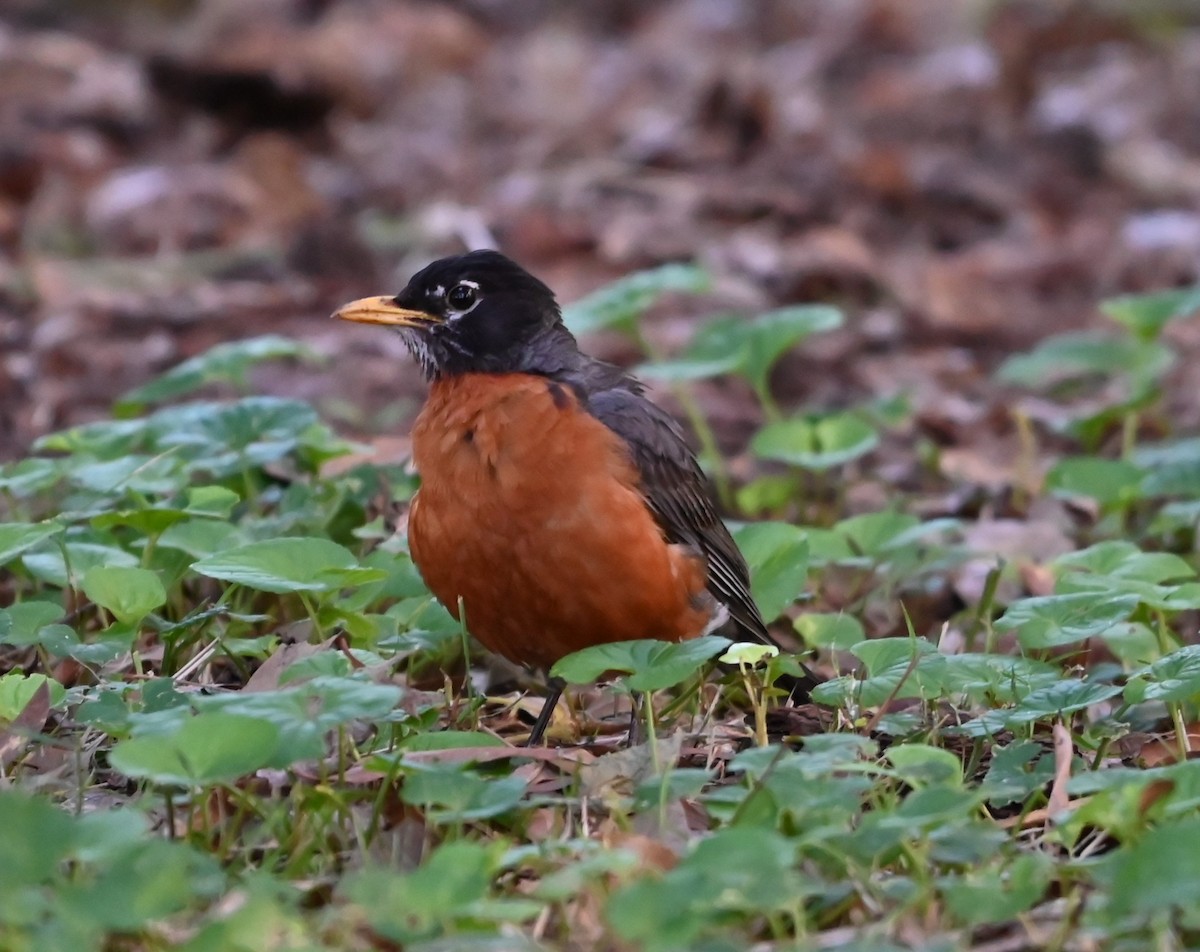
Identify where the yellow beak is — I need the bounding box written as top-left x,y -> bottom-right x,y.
332,296 -> 441,328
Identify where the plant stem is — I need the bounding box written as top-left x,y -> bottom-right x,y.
1171,703 -> 1191,762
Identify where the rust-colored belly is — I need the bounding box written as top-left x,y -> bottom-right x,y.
408,373 -> 712,671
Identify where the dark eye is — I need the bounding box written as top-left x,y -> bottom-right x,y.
447,283 -> 477,310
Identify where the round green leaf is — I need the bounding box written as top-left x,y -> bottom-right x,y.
119,335 -> 319,408
82,566 -> 167,624
0,522 -> 62,568
22,542 -> 139,588
794,612 -> 865,650
191,538 -> 363,593
562,264 -> 709,337
1004,679 -> 1122,725
1125,644 -> 1200,704
109,712 -> 281,786
751,412 -> 878,470
1106,817 -> 1200,919
1100,287 -> 1200,340
1000,592 -> 1140,649
0,672 -> 67,721
550,635 -> 731,692
731,521 -> 809,621
1045,457 -> 1145,507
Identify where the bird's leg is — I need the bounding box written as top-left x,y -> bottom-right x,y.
525,676 -> 566,747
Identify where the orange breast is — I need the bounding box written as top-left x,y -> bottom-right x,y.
408,373 -> 714,671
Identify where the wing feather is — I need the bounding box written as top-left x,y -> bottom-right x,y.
584,384 -> 818,700
586,388 -> 770,642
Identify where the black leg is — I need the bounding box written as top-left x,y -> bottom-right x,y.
525,676 -> 566,747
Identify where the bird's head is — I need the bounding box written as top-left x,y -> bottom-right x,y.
333,250 -> 576,378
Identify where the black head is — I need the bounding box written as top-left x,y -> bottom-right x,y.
333,250 -> 580,378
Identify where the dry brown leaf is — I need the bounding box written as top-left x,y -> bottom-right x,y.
1046,720 -> 1073,815
1138,725 -> 1200,767
243,635 -> 336,693
0,681 -> 50,769
580,732 -> 685,799
997,797 -> 1092,830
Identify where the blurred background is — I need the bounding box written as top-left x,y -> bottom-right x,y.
2,0 -> 1199,462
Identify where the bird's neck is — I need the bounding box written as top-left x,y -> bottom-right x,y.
425,322 -> 584,381
423,322 -> 636,400
510,323 -> 586,378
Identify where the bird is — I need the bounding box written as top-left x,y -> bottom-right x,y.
333,250 -> 817,744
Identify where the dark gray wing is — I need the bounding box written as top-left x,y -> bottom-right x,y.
583,381 -> 819,700
584,386 -> 773,644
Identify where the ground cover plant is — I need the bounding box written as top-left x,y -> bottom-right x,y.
3,264 -> 1200,951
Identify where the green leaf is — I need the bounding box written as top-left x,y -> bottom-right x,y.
941,854 -> 1053,926
939,655 -> 1061,704
0,601 -> 61,646
82,566 -> 167,624
550,636 -> 731,692
192,538 -> 365,594
90,508 -> 189,536
607,827 -> 809,952
157,519 -> 244,558
1133,437 -> 1200,498
0,458 -> 60,496
1005,679 -> 1122,725
185,485 -> 241,517
1098,622 -> 1160,666
0,522 -> 62,567
1100,286 -> 1200,340
69,454 -> 184,494
996,330 -> 1173,391
22,541 -> 140,588
400,730 -> 508,752
0,672 -> 66,721
738,305 -> 843,396
46,396 -> 352,480
1044,457 -> 1145,507
887,744 -> 963,787
794,612 -> 864,650
635,354 -> 742,382
563,263 -> 709,337
0,790 -> 78,887
39,624 -> 135,664
1103,817 -> 1200,920
1125,644 -> 1200,704
341,841 -> 510,942
998,592 -> 1140,649
400,763 -> 526,822
1055,540 -> 1194,584
118,335 -> 319,408
751,412 -> 878,470
731,521 -> 808,621
57,837 -> 223,932
638,305 -> 842,394
978,741 -> 1056,806
834,511 -> 923,558
197,676 -> 401,766
109,712 -> 281,786
812,638 -> 943,706
852,637 -> 937,675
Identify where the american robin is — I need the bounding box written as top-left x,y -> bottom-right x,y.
334,250 -> 817,744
